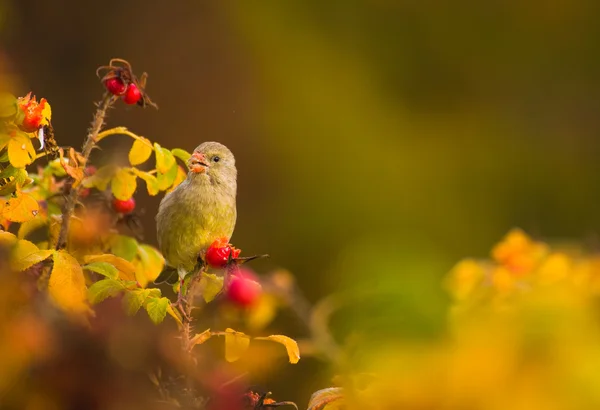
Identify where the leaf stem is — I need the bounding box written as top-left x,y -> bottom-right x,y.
55,94 -> 115,250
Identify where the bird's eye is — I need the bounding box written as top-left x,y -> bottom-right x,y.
212,156 -> 220,163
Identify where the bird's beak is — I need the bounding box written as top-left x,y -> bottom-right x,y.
188,152 -> 209,174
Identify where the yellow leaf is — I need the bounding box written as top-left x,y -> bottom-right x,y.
128,137 -> 153,165
190,328 -> 213,347
255,335 -> 301,364
111,168 -> 137,200
154,143 -> 176,174
49,250 -> 89,313
17,215 -> 47,239
84,254 -> 137,282
224,328 -> 250,362
0,231 -> 17,246
247,294 -> 278,330
8,131 -> 36,168
10,239 -> 52,271
2,191 -> 40,222
82,165 -> 117,190
307,387 -> 344,410
132,169 -> 159,196
134,244 -> 165,287
40,99 -> 52,127
166,304 -> 183,327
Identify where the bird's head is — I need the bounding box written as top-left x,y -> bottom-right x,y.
187,141 -> 237,188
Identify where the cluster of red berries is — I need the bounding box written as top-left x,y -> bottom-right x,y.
104,77 -> 142,105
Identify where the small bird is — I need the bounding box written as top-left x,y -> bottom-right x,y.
156,142 -> 237,279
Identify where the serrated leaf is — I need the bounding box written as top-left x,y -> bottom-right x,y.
82,164 -> 116,190
49,250 -> 89,313
83,262 -> 119,279
128,137 -> 153,165
122,288 -> 161,316
307,388 -> 345,410
84,254 -> 136,282
8,131 -> 36,168
10,239 -> 52,271
134,244 -> 165,288
2,191 -> 40,223
88,278 -> 136,304
190,328 -> 212,347
145,296 -> 169,324
255,335 -> 300,364
171,148 -> 191,163
199,272 -> 224,303
154,143 -> 176,174
111,168 -> 137,200
224,328 -> 250,362
132,169 -> 159,195
156,162 -> 178,191
111,235 -> 139,261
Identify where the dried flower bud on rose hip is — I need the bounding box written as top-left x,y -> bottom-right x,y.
112,197 -> 136,214
104,77 -> 127,96
227,269 -> 261,307
205,238 -> 241,268
122,83 -> 142,105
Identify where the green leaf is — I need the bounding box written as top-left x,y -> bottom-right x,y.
145,296 -> 169,324
128,137 -> 153,165
111,168 -> 137,200
83,262 -> 119,279
171,148 -> 191,163
154,143 -> 176,174
88,278 -> 136,304
111,235 -> 139,261
199,272 -> 224,303
156,162 -> 178,191
123,288 -> 161,316
132,169 -> 159,195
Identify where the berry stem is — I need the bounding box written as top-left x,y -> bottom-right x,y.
55,93 -> 116,250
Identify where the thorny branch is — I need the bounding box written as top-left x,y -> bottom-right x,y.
55,94 -> 115,250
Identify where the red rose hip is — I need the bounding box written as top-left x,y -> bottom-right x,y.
205,238 -> 241,268
227,272 -> 261,307
122,83 -> 142,105
112,197 -> 136,214
104,77 -> 127,96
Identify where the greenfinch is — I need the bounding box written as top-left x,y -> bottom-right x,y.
156,142 -> 237,278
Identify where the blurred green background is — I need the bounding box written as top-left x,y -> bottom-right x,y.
3,0 -> 600,405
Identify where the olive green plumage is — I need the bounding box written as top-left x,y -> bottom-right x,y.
156,142 -> 237,276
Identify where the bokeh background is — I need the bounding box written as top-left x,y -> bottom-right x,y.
3,1 -> 600,408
